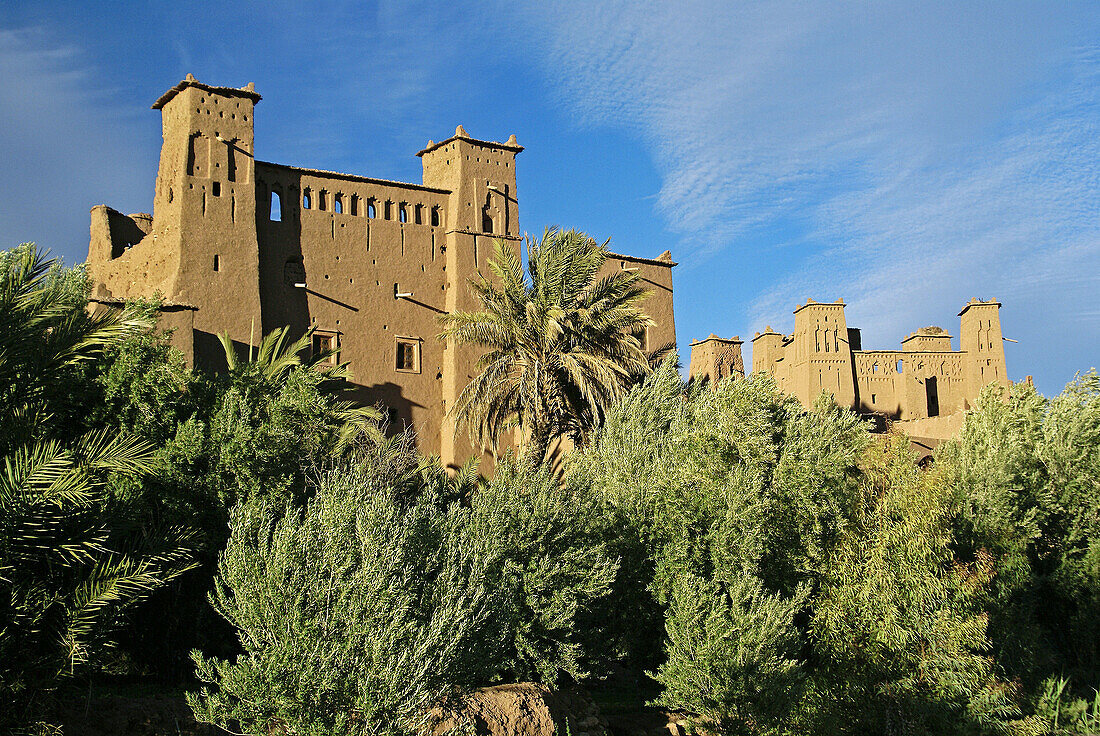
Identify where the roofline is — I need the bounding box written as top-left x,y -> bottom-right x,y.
606,251 -> 677,268
958,300 -> 1001,317
417,133 -> 524,157
255,161 -> 451,195
89,297 -> 198,311
690,336 -> 742,346
792,299 -> 845,315
751,331 -> 783,341
152,76 -> 261,110
901,332 -> 953,343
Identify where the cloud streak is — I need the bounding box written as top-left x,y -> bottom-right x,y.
507,1 -> 1100,391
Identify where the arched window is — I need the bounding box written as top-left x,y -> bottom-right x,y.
399,204 -> 408,223
367,200 -> 376,218
270,189 -> 282,221
350,194 -> 359,216
334,194 -> 343,214
318,190 -> 327,211
431,206 -> 441,227
384,201 -> 392,220
414,204 -> 423,224
302,189 -> 312,209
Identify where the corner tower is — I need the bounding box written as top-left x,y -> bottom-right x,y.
958,298 -> 1009,401
418,126 -> 522,239
418,128 -> 524,469
149,75 -> 263,364
688,335 -> 744,385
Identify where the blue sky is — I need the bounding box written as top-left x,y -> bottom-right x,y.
1,1 -> 1097,395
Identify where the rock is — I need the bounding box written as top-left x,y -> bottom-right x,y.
426,683 -> 611,736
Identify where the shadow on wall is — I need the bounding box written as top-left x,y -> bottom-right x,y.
193,330 -> 249,374
344,381 -> 425,439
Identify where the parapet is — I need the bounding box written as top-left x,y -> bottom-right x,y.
792,297 -> 845,314
417,127 -> 524,157
152,73 -> 261,110
958,298 -> 1001,317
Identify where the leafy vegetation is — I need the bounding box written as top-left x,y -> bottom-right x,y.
3,242 -> 1100,736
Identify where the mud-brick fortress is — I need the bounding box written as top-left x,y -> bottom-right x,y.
689,297 -> 1012,440
85,76 -> 676,469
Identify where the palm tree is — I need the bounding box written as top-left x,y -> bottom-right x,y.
0,244 -> 195,726
439,228 -> 653,466
217,324 -> 383,450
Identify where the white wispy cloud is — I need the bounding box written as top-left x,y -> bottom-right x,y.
504,1 -> 1100,388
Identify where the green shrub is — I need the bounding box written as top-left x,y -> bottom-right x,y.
1033,676 -> 1100,734
810,435 -> 1019,735
940,373 -> 1100,690
188,447 -> 501,736
466,460 -> 618,684
652,573 -> 807,735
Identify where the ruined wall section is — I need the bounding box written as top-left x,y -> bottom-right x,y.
254,162 -> 452,455
87,78 -> 263,366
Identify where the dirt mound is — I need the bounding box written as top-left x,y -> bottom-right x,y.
429,683 -> 612,736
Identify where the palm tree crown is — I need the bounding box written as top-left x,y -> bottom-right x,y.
439,227 -> 654,465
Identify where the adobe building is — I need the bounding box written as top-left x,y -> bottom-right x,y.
687,334 -> 744,384
85,76 -> 676,469
690,297 -> 1012,439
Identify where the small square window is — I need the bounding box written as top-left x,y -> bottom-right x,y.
395,338 -> 420,373
312,331 -> 339,365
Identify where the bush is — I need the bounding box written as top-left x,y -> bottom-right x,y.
652,573 -> 806,735
466,460 -> 618,684
940,374 -> 1100,690
189,444 -> 617,734
188,445 -> 501,735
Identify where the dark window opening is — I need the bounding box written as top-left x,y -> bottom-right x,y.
367,200 -> 376,218
482,209 -> 494,233
303,190 -> 312,209
414,204 -> 423,224
350,195 -> 359,216
226,144 -> 237,182
399,204 -> 408,223
431,206 -> 441,227
270,190 -> 282,221
926,376 -> 940,417
896,359 -> 904,373
318,190 -> 327,211
213,254 -> 220,272
395,339 -> 419,372
212,181 -> 221,197
334,195 -> 343,214
384,201 -> 392,220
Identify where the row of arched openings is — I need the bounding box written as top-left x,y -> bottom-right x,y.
267,185 -> 441,227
